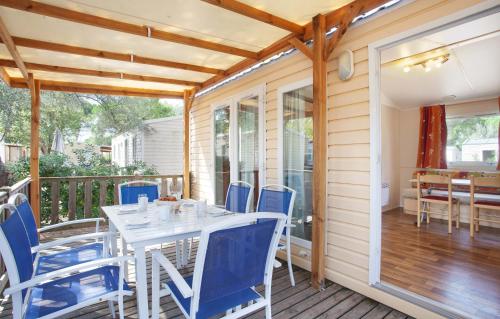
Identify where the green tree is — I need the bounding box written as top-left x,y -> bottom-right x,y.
447,115 -> 500,151
0,83 -> 92,152
0,83 -> 31,144
86,95 -> 180,145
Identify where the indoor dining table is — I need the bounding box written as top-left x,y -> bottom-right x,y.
102,200 -> 234,319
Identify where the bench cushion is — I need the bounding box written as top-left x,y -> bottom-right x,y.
475,200 -> 500,207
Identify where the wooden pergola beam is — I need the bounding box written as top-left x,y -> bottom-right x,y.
0,59 -> 201,87
29,74 -> 41,227
0,67 -> 10,86
10,78 -> 184,99
0,36 -> 224,75
0,15 -> 30,87
0,0 -> 258,59
202,0 -> 389,89
183,88 -> 197,199
288,37 -> 313,60
202,0 -> 304,34
325,0 -> 384,58
311,13 -> 327,290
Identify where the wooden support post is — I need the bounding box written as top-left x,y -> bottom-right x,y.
183,89 -> 196,199
29,75 -> 41,227
311,14 -> 327,290
50,180 -> 60,224
68,180 -> 77,220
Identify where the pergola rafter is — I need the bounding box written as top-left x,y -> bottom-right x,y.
0,59 -> 201,87
10,78 -> 184,99
0,0 -> 259,59
0,36 -> 225,75
0,15 -> 30,87
201,0 -> 305,34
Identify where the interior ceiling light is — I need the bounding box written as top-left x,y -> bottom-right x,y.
402,53 -> 450,73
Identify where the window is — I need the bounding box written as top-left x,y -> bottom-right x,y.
212,86 -> 265,207
279,80 -> 313,245
446,114 -> 500,168
213,105 -> 230,206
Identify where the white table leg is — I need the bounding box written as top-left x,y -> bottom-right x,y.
121,235 -> 129,280
182,238 -> 189,267
135,246 -> 149,319
109,222 -> 118,257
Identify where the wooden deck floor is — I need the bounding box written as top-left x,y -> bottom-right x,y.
0,227 -> 411,319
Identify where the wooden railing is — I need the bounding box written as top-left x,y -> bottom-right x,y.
0,177 -> 32,293
39,175 -> 183,225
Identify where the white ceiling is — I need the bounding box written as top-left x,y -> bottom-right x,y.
381,12 -> 500,108
0,0 -> 357,93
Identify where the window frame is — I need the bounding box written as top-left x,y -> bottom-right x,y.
277,77 -> 313,249
445,113 -> 499,170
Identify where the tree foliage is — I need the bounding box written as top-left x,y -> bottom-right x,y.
84,94 -> 180,145
7,146 -> 159,223
0,82 -> 181,149
447,115 -> 500,151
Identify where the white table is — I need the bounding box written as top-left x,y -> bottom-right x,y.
102,202 -> 234,319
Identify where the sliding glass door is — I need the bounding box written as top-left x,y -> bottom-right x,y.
213,105 -> 231,206
237,96 -> 261,210
213,87 -> 264,207
279,80 -> 313,244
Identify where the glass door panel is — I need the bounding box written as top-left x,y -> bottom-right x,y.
282,85 -> 313,241
237,96 -> 260,210
214,105 -> 230,206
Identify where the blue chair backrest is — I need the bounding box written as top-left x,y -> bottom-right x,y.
199,219 -> 277,304
257,187 -> 294,216
0,210 -> 34,300
225,183 -> 252,213
119,184 -> 159,205
15,200 -> 39,248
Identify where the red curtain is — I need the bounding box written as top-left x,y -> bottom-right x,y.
497,97 -> 500,171
416,105 -> 447,169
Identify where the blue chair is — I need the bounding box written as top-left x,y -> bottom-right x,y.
0,204 -> 133,319
118,180 -> 160,205
225,181 -> 254,213
118,180 -> 161,273
256,184 -> 297,286
151,213 -> 286,319
8,193 -> 107,275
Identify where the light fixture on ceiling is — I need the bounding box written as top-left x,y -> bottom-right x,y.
402,53 -> 450,73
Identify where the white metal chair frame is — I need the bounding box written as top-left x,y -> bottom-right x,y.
256,184 -> 297,287
8,193 -> 105,238
151,213 -> 286,319
0,204 -> 133,319
225,181 -> 254,213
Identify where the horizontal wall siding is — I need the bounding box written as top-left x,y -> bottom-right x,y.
189,0 -> 483,318
143,118 -> 183,175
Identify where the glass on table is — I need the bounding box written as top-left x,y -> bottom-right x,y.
138,193 -> 149,212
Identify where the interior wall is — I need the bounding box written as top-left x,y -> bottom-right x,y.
398,107 -> 420,205
381,104 -> 400,211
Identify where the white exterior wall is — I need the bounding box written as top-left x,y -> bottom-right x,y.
189,1 -> 487,318
142,117 -> 184,175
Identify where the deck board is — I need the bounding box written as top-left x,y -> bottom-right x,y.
0,227 -> 411,319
